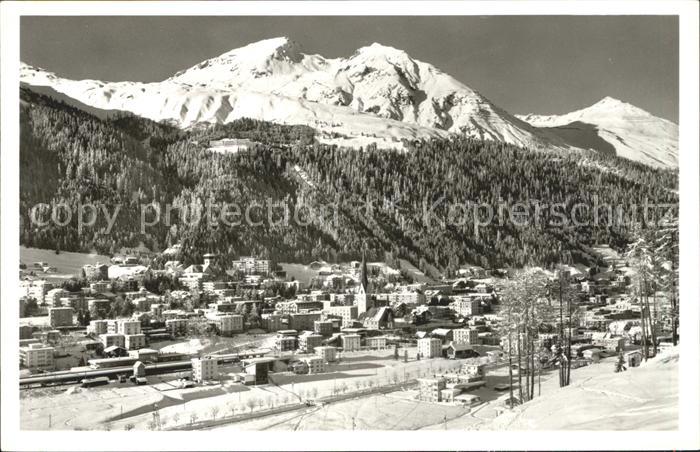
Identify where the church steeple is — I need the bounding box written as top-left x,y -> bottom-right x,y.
355,244 -> 373,315
360,246 -> 369,294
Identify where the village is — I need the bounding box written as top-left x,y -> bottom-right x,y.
17,244 -> 678,431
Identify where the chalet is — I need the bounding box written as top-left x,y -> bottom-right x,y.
445,342 -> 480,359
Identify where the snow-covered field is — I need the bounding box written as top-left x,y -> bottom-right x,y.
20,348 -> 465,430
21,384 -> 164,430
20,246 -> 111,281
278,263 -> 320,288
20,346 -> 677,431
488,348 -> 678,430
431,347 -> 679,431
216,389 -> 472,431
215,347 -> 678,431
154,334 -> 277,356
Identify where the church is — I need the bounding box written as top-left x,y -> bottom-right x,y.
354,249 -> 373,314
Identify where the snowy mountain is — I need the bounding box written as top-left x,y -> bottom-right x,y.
517,97 -> 678,169
19,37 -> 677,168
19,37 -> 564,151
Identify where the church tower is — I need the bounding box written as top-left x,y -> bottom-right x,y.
356,247 -> 373,314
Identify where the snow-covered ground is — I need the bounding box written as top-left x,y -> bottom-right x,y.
154,334 -> 278,357
21,348 -> 466,430
433,347 -> 678,431
158,339 -> 207,355
21,346 -> 677,431
20,246 -> 111,281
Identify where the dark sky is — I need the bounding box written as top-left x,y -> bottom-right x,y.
20,16 -> 679,122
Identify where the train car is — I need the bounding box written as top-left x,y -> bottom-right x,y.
207,353 -> 240,364
81,376 -> 110,388
88,357 -> 138,369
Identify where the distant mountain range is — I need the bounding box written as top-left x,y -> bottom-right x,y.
20,36 -> 678,168
516,97 -> 678,168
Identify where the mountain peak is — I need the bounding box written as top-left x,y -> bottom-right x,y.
168,37 -> 307,83
18,36 -> 677,169
596,95 -> 624,104
591,96 -> 630,109
220,36 -> 303,61
588,96 -> 652,117
355,42 -> 412,59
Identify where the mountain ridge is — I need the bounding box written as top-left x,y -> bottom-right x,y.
20,37 -> 677,168
516,96 -> 678,168
19,84 -> 678,269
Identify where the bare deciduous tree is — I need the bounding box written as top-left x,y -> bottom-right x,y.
500,268 -> 553,401
210,406 -> 220,421
246,398 -> 256,413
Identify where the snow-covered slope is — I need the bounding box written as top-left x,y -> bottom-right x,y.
20,37 -> 564,151
517,97 -> 678,169
490,347 -> 678,430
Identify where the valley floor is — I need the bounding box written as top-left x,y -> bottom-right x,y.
212,347 -> 678,431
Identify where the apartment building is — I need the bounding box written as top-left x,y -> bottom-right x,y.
124,333 -> 147,350
314,320 -> 334,336
192,357 -> 218,382
316,346 -> 337,363
89,281 -> 111,294
341,334 -> 361,352
262,313 -> 283,332
289,312 -> 322,331
88,319 -> 108,335
453,298 -> 481,317
303,357 -> 325,374
452,328 -> 480,345
375,290 -> 426,305
365,336 -> 387,349
99,333 -> 126,349
214,314 -> 244,335
232,257 -> 271,275
117,320 -> 142,336
20,279 -> 53,303
276,300 -> 324,315
48,307 -> 74,328
20,343 -> 55,371
417,337 -> 442,358
418,377 -> 447,402
165,319 -> 189,336
45,288 -> 68,307
324,305 -> 358,325
298,332 -> 323,353
276,336 -> 297,352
